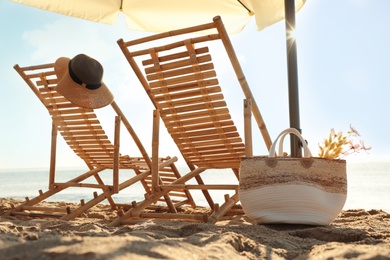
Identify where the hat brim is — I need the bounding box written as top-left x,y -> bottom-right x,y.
54,57 -> 114,109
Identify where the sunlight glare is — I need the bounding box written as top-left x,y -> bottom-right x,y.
287,28 -> 296,41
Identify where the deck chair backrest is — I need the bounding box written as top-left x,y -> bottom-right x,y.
118,16 -> 271,169
143,42 -> 246,169
14,63 -> 148,171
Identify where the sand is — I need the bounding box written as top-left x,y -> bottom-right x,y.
0,198 -> 389,259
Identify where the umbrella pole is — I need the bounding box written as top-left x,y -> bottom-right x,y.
284,0 -> 302,157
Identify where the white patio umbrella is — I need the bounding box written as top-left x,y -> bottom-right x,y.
10,0 -> 305,33
10,0 -> 306,156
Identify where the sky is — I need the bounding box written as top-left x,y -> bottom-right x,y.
1,0 -> 389,169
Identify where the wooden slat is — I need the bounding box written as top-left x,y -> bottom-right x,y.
145,54 -> 212,75
183,149 -> 245,159
146,63 -> 214,81
174,134 -> 241,144
149,70 -> 216,89
162,108 -> 229,122
47,103 -> 87,110
71,144 -> 113,149
150,79 -> 219,95
74,150 -> 114,156
122,23 -> 217,48
58,122 -> 101,127
44,99 -> 70,106
164,115 -> 231,129
143,47 -> 209,66
20,65 -> 54,73
180,151 -> 243,160
59,130 -> 106,136
58,125 -> 103,131
73,148 -> 113,153
39,87 -> 60,93
55,119 -> 100,126
182,149 -> 245,158
68,142 -> 113,148
50,108 -> 94,115
153,85 -> 221,102
69,144 -> 112,150
183,148 -> 245,157
76,156 -> 112,162
156,93 -> 224,109
52,114 -> 97,120
175,144 -> 241,155
176,137 -> 243,150
180,143 -> 245,153
63,135 -> 109,141
38,85 -> 56,91
159,100 -> 226,116
170,125 -> 238,138
202,158 -> 242,164
171,132 -> 239,142
168,120 -> 234,133
36,79 -> 58,86
39,93 -> 65,100
167,120 -> 234,132
135,36 -> 211,58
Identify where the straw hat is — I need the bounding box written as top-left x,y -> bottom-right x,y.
54,54 -> 114,109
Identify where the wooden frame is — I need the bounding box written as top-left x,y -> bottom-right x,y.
6,63 -> 195,220
110,16 -> 271,226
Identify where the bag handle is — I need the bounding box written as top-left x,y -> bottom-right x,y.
269,128 -> 312,158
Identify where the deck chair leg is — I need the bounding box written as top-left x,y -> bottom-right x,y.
152,110 -> 159,192
152,110 -> 177,213
208,193 -> 240,224
113,116 -> 121,193
244,98 -> 253,157
169,162 -> 196,208
49,122 -> 57,188
194,175 -> 214,208
92,173 -> 117,209
185,163 -> 214,208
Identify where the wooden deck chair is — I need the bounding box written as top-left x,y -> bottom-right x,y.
6,62 -> 196,220
110,16 -> 272,226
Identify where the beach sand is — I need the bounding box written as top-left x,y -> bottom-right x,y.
1,198 -> 389,259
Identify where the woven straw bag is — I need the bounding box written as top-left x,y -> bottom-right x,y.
239,128 -> 347,225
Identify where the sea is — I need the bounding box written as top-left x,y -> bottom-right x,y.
1,160 -> 389,213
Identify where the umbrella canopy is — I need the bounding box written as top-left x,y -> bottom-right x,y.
10,0 -> 305,33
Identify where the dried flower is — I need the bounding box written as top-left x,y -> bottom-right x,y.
348,124 -> 361,137
318,125 -> 371,159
